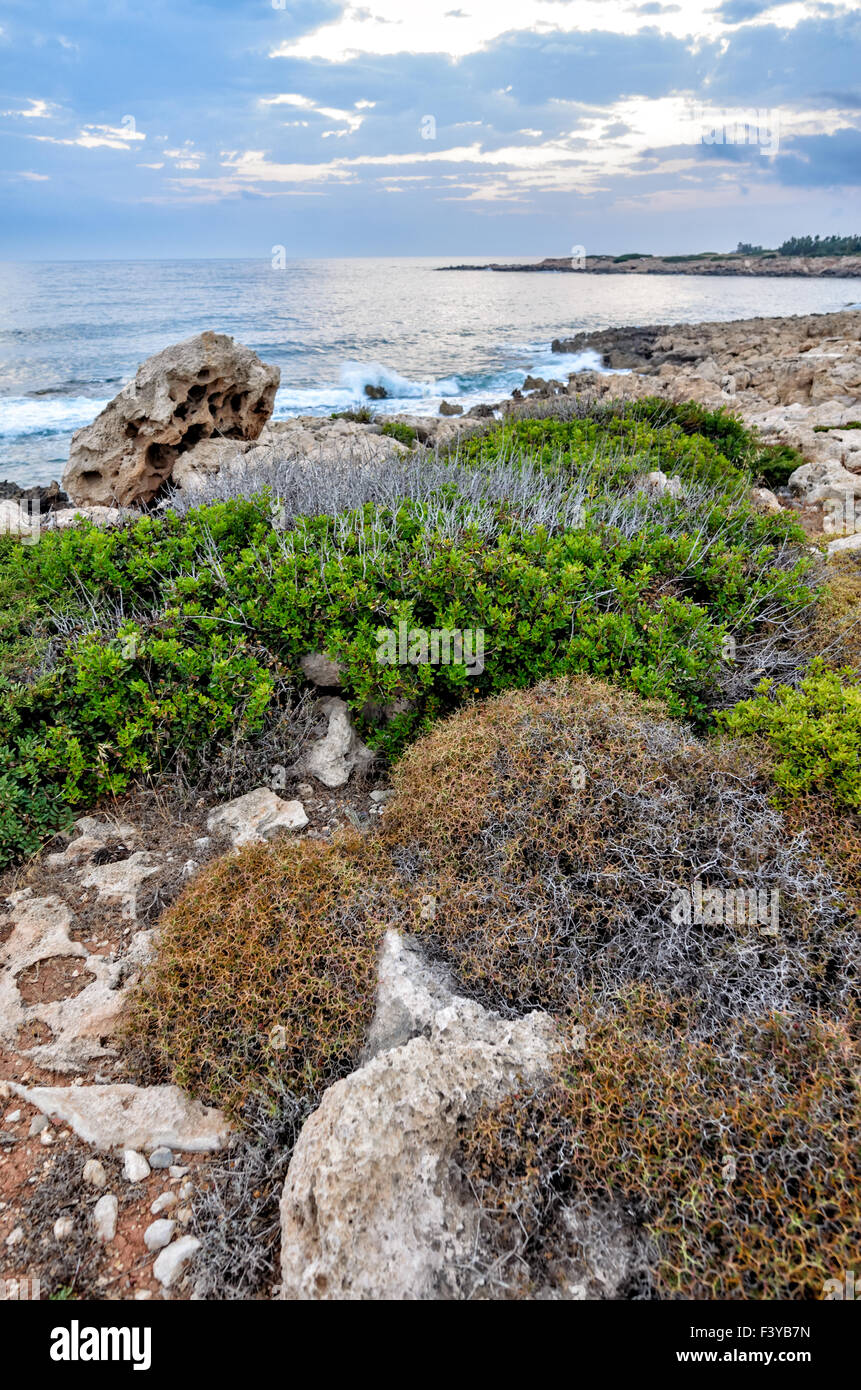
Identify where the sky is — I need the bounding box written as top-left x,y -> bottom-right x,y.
0,0 -> 859,259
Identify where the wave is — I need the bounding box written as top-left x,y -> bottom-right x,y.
0,346 -> 626,441
0,395 -> 109,438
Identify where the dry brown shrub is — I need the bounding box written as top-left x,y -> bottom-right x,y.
128,833 -> 385,1119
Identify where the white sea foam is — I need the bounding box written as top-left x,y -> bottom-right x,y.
0,396 -> 108,437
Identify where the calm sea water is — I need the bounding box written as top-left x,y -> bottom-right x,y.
1,257 -> 859,486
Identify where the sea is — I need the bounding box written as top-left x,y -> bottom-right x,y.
1,256 -> 859,487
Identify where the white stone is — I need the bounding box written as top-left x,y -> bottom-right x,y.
153,1235 -> 200,1288
206,787 -> 308,847
82,1158 -> 108,1189
93,1193 -> 118,1243
123,1150 -> 151,1183
144,1218 -> 176,1252
150,1191 -> 178,1216
294,696 -> 375,789
53,1216 -> 74,1241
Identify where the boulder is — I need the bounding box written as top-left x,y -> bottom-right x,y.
300,651 -> 343,688
438,400 -> 463,416
63,331 -> 280,507
279,931 -> 560,1299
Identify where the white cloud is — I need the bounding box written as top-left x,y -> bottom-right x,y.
261,93 -> 367,133
17,170 -> 50,181
31,122 -> 146,150
2,98 -> 55,120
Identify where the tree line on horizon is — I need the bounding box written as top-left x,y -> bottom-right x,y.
736,234 -> 861,257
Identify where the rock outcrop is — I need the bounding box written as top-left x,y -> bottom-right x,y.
292,696 -> 375,789
279,931 -> 560,1300
63,331 -> 280,507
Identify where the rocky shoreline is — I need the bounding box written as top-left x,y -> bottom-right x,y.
2,309 -> 860,533
439,253 -> 861,277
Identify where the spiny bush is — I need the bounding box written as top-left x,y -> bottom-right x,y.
458,990 -> 860,1300
137,679 -> 859,1297
129,834 -> 385,1118
381,679 -> 855,1029
719,659 -> 861,808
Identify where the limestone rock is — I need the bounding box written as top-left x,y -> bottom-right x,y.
300,651 -> 343,688
293,696 -> 375,789
153,1235 -> 200,1288
63,331 -> 280,507
827,531 -> 861,556
749,486 -> 783,513
93,1193 -> 118,1243
641,469 -> 684,499
279,930 -> 559,1300
0,892 -> 131,1071
5,1083 -> 229,1152
206,787 -> 308,847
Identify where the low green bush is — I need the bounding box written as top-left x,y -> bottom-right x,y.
0,405 -> 816,865
718,659 -> 861,807
380,421 -> 418,446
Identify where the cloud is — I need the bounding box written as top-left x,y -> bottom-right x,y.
1,98 -> 55,119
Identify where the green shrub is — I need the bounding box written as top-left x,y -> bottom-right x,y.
718,659 -> 861,807
0,406 -> 816,865
380,421 -> 418,446
753,441 -> 805,489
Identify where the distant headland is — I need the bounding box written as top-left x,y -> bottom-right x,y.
439,236 -> 861,277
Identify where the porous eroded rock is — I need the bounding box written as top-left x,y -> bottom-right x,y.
63,331 -> 280,507
279,931 -> 560,1300
6,1082 -> 229,1153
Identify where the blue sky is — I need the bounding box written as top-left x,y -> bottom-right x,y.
1,0 -> 859,258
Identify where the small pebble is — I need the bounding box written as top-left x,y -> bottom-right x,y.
135,1289 -> 153,1301
122,1150 -> 151,1183
175,1205 -> 193,1226
153,1235 -> 200,1288
5,1225 -> 23,1247
40,1129 -> 54,1146
178,1181 -> 194,1201
150,1191 -> 177,1216
29,1114 -> 49,1137
149,1147 -> 173,1170
53,1216 -> 74,1241
168,1165 -> 188,1179
144,1218 -> 176,1252
4,1109 -> 21,1124
83,1159 -> 108,1189
93,1194 -> 118,1243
